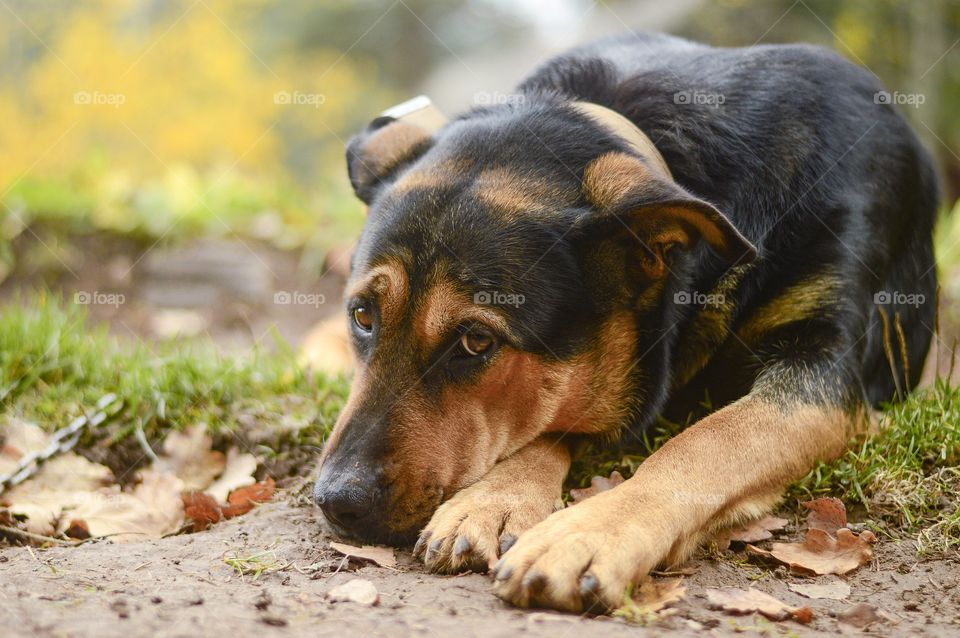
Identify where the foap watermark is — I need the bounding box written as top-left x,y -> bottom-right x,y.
74,91 -> 125,108
274,90 -> 326,108
71,491 -> 129,508
874,290 -> 925,308
74,290 -> 125,307
874,90 -> 925,108
473,91 -> 525,107
274,290 -> 326,308
673,290 -> 725,308
674,90 -> 725,107
474,290 -> 525,308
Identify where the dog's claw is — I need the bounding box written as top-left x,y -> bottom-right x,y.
425,537 -> 443,563
578,572 -> 599,596
452,536 -> 471,559
413,532 -> 430,559
498,533 -> 517,556
578,572 -> 608,614
521,570 -> 547,595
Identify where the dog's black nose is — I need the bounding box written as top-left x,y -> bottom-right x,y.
313,469 -> 382,538
314,484 -> 368,528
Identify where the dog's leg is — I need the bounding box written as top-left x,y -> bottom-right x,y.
493,371 -> 863,612
416,434 -> 571,574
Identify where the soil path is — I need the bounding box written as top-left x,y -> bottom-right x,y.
2,498 -> 957,637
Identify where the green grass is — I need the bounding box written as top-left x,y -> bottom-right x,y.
0,293 -> 349,475
791,383 -> 960,554
223,543 -> 287,581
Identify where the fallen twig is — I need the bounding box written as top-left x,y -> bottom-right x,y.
0,524 -> 78,546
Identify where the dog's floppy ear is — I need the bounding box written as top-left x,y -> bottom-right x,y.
346,96 -> 447,204
580,151 -> 757,278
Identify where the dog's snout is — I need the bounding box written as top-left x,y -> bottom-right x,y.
314,482 -> 369,527
313,466 -> 383,538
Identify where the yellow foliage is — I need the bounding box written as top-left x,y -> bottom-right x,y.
0,0 -> 388,228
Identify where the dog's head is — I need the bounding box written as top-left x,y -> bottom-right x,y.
313,97 -> 755,543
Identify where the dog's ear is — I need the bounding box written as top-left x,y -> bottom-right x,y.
346,96 -> 447,204
580,151 -> 757,278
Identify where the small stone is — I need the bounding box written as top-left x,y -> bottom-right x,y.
326,578 -> 379,606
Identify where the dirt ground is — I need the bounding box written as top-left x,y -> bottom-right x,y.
2,492 -> 958,638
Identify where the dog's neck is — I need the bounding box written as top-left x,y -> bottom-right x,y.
571,102 -> 671,179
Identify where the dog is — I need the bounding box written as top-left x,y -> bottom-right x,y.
312,32 -> 938,612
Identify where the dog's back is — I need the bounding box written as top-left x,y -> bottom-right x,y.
519,33 -> 938,410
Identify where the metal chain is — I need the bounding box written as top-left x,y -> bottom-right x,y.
0,393 -> 122,495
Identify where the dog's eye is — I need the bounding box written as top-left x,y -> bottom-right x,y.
353,306 -> 374,331
459,330 -> 493,356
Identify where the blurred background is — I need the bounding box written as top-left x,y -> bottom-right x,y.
1,0 -> 958,363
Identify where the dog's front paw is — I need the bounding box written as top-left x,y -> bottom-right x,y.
492,491 -> 673,613
414,483 -> 559,574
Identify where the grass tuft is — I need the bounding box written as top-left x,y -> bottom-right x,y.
790,381 -> 960,554
223,544 -> 287,581
0,292 -> 348,477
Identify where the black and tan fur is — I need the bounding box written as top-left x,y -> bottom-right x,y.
313,33 -> 938,612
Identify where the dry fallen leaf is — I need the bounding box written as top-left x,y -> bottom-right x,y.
714,516 -> 789,551
838,602 -> 898,629
152,424 -> 225,492
1,420 -> 264,543
329,542 -> 397,568
748,527 -> 877,576
0,419 -> 49,474
60,471 -> 185,542
134,470 -> 187,533
326,578 -> 379,605
63,519 -> 91,540
221,478 -> 275,518
205,448 -> 257,504
803,497 -> 847,534
618,578 -> 686,616
182,492 -> 222,531
9,453 -> 114,493
706,587 -> 813,623
788,580 -> 851,600
3,453 -> 115,536
569,471 -> 625,504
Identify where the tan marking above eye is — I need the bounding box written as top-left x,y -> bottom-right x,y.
414,277 -> 513,349
346,258 -> 409,332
